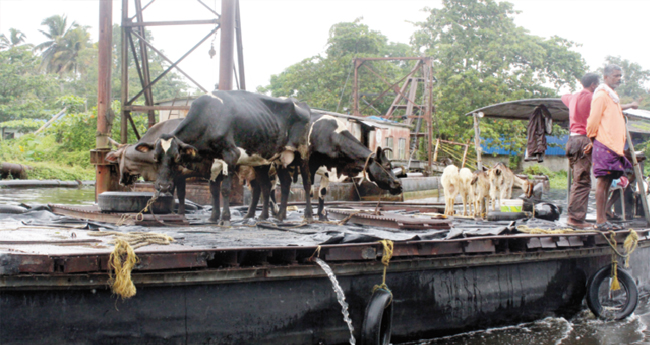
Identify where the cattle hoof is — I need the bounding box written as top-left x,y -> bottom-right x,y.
219,220 -> 231,227
318,214 -> 328,221
241,218 -> 256,226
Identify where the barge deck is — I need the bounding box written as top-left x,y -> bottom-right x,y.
1,204 -> 649,344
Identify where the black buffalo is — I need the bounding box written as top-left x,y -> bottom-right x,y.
308,114 -> 403,219
134,91 -> 313,225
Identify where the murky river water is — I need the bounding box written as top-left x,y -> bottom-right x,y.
1,186 -> 648,344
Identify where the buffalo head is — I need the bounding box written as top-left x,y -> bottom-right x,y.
366,146 -> 403,195
134,134 -> 200,196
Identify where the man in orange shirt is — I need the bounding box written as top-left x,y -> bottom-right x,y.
586,64 -> 638,230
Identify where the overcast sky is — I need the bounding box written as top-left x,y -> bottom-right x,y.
1,0 -> 649,98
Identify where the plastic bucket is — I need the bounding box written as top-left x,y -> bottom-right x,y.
500,199 -> 523,212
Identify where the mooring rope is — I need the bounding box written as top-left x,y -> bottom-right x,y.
372,239 -> 394,306
516,225 -> 638,290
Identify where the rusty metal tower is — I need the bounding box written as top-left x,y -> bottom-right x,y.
352,57 -> 435,173
92,0 -> 245,199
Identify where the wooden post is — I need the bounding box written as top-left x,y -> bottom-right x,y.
473,112 -> 483,171
433,138 -> 440,162
461,139 -> 471,168
567,159 -> 572,207
625,125 -> 650,225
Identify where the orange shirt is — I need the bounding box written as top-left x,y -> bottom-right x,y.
586,89 -> 626,156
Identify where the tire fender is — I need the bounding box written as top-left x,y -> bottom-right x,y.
586,264 -> 638,320
361,288 -> 393,345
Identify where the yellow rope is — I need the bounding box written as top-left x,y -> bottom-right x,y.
89,230 -> 174,299
373,240 -> 394,292
517,225 -> 639,291
107,239 -> 138,299
372,239 -> 394,307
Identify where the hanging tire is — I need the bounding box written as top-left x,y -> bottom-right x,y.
586,265 -> 638,320
361,288 -> 393,345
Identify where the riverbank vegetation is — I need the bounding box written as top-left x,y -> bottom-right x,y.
1,1 -> 649,181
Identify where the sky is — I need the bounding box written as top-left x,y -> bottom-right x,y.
1,0 -> 649,98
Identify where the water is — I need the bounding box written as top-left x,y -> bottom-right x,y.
0,185 -> 95,206
313,257 -> 356,345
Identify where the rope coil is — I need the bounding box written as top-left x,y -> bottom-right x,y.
89,230 -> 175,298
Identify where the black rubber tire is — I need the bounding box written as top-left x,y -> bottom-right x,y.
586,265 -> 638,320
486,211 -> 528,221
98,192 -> 174,214
361,289 -> 393,345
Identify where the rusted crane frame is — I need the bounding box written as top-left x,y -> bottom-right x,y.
128,0 -> 155,21
130,30 -> 209,93
127,27 -> 220,106
360,63 -> 423,114
134,0 -> 156,128
356,64 -> 420,117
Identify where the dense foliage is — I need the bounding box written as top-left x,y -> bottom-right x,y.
0,17 -> 191,180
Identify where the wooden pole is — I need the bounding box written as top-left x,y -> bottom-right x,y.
625,125 -> 650,225
473,113 -> 483,171
433,138 -> 440,162
120,0 -> 129,143
461,139 -> 471,168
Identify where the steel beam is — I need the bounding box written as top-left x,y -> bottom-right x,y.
219,0 -> 236,90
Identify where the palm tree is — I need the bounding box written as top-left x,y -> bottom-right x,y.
34,14 -> 90,75
0,28 -> 27,50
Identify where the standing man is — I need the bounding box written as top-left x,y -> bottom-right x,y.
562,73 -> 599,229
586,64 -> 638,230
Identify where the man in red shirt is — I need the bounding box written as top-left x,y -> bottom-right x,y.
562,73 -> 599,228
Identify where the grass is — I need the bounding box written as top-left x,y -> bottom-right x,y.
0,134 -> 95,181
523,165 -> 568,190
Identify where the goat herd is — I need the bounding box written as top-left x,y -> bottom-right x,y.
441,162 -> 534,217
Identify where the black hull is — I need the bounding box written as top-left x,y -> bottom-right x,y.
3,243 -> 649,345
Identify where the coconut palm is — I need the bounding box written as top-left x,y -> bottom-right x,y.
34,14 -> 90,75
0,28 -> 27,50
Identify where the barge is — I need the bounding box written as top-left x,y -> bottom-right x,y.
1,202 -> 648,344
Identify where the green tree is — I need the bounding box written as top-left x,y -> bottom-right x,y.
0,28 -> 28,50
34,15 -> 91,75
0,46 -> 61,122
260,19 -> 415,114
411,0 -> 586,153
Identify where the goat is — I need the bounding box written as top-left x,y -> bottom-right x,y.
470,170 -> 491,217
488,162 -> 534,210
458,168 -> 473,216
441,165 -> 460,216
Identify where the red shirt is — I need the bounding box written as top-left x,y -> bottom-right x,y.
561,88 -> 594,135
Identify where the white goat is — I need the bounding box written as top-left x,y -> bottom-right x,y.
458,168 -> 473,216
441,165 -> 460,216
470,170 -> 491,217
488,162 -> 534,210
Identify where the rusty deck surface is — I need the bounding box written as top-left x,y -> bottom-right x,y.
1,202 -> 649,280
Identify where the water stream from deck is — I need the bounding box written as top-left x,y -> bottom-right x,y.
313,257 -> 356,345
3,186 -> 650,344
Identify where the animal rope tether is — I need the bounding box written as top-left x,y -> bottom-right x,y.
517,225 -> 639,291
116,193 -> 159,227
88,230 -> 174,299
